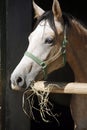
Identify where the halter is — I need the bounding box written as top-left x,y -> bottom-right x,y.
24,25 -> 68,80
25,51 -> 47,79
61,25 -> 68,65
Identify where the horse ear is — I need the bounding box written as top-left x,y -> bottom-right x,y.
52,0 -> 62,20
33,1 -> 45,19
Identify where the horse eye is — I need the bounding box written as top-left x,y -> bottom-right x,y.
45,37 -> 54,44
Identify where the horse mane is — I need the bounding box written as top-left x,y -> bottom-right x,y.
71,19 -> 87,36
34,11 -> 87,40
63,13 -> 87,38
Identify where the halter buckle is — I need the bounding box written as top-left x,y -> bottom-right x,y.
40,62 -> 47,69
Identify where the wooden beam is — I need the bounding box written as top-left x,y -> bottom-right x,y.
32,81 -> 87,94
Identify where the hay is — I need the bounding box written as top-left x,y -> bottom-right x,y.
22,81 -> 59,123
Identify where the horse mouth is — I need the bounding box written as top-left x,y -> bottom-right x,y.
11,81 -> 28,91
11,83 -> 21,91
11,81 -> 36,92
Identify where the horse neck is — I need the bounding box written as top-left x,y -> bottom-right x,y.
66,19 -> 87,82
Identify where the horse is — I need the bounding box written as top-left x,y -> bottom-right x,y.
10,0 -> 87,129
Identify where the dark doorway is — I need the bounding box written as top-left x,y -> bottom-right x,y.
1,0 -> 32,130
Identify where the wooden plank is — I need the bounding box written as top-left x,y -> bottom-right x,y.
32,81 -> 87,94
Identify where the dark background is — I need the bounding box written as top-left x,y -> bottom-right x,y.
1,0 -> 87,130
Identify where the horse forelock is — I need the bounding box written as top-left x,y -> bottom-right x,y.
34,11 -> 58,36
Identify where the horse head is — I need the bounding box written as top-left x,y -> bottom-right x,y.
11,0 -> 67,90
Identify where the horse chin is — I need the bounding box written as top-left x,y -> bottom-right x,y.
11,83 -> 21,91
11,83 -> 27,91
35,71 -> 44,81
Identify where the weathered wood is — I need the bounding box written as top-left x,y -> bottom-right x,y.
33,81 -> 87,94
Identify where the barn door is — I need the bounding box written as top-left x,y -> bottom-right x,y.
1,0 -> 32,129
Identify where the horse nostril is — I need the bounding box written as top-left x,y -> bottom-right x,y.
17,77 -> 22,83
16,76 -> 24,87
